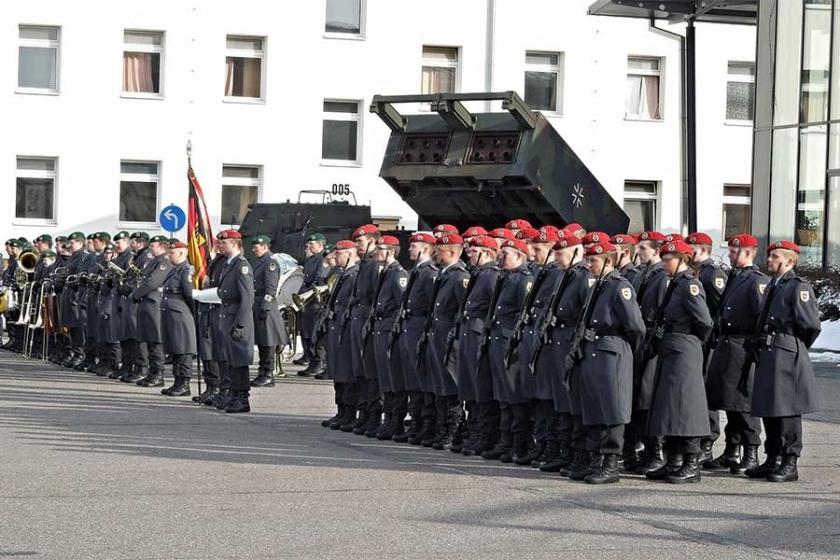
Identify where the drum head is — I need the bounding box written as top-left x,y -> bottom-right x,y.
276,267 -> 304,308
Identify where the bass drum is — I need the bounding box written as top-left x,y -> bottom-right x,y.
274,265 -> 304,365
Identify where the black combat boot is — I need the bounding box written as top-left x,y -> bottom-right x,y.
342,409 -> 362,433
322,406 -> 342,427
122,365 -> 145,384
622,445 -> 641,472
586,454 -> 621,484
408,416 -> 435,445
767,455 -> 798,483
330,406 -> 352,430
512,433 -> 535,466
703,442 -> 740,470
568,451 -> 597,481
225,391 -> 251,413
482,429 -> 512,460
352,409 -> 370,435
646,453 -> 683,481
292,355 -> 309,366
213,390 -> 232,411
393,415 -> 417,443
250,371 -> 275,388
162,377 -> 191,397
730,444 -> 759,475
138,372 -> 164,387
530,439 -> 554,468
745,455 -> 782,478
636,440 -> 666,475
667,454 -> 701,484
364,412 -> 382,438
194,384 -> 219,406
539,443 -> 571,472
108,365 -> 124,380
698,439 -> 714,466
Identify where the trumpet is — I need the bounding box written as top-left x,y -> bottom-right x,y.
106,261 -> 126,277
17,250 -> 40,274
291,284 -> 331,311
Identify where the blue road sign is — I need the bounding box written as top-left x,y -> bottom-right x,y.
159,204 -> 186,233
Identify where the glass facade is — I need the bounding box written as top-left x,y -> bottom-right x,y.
769,0 -> 840,266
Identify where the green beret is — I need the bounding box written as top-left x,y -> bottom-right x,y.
55,236 -> 67,244
93,232 -> 111,241
6,238 -> 19,247
34,234 -> 53,243
130,231 -> 150,241
68,232 -> 85,242
149,235 -> 169,244
104,242 -> 115,252
252,235 -> 272,245
306,233 -> 327,243
41,250 -> 57,258
324,243 -> 335,254
113,231 -> 129,241
169,238 -> 180,245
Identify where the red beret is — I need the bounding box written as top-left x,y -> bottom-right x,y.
335,240 -> 355,250
728,233 -> 758,248
377,235 -> 400,247
581,231 -> 609,245
169,241 -> 187,249
540,225 -> 561,236
501,238 -> 529,254
217,229 -> 242,240
639,231 -> 666,242
660,240 -> 694,257
516,227 -> 542,242
433,224 -> 459,236
664,233 -> 684,242
565,223 -> 586,238
352,224 -> 380,239
585,241 -> 617,256
767,240 -> 800,254
554,232 -> 582,249
469,235 -> 499,250
687,232 -> 713,245
534,229 -> 560,244
436,234 -> 464,246
610,234 -> 637,245
505,219 -> 532,230
409,232 -> 436,245
489,228 -> 516,241
462,226 -> 488,238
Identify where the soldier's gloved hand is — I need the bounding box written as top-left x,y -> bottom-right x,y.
563,354 -> 576,373
446,328 -> 456,346
231,326 -> 245,341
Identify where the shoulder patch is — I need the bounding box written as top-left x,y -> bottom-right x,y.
800,290 -> 810,302
587,278 -> 596,288
241,266 -> 249,275
322,261 -> 330,268
758,283 -> 767,295
159,264 -> 167,271
462,277 -> 469,289
526,281 -> 533,292
269,262 -> 277,271
689,284 -> 700,296
620,287 -> 632,300
714,277 -> 725,290
399,277 -> 407,288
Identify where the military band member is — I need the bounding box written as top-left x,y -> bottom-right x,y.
158,241 -> 196,397
1,238 -> 24,352
746,241 -> 820,483
57,232 -> 89,367
96,233 -> 129,377
367,235 -> 408,439
76,233 -> 108,371
325,240 -> 360,430
214,229 -> 256,413
483,238 -> 533,463
704,234 -> 767,475
250,235 -> 289,388
611,234 -> 639,284
115,232 -> 148,382
645,241 -> 713,484
456,234 -> 501,456
349,224 -> 382,435
130,236 -> 170,387
297,233 -> 330,377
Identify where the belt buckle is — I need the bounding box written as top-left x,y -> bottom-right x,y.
765,333 -> 774,346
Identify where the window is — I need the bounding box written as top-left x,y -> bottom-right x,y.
623,181 -> 658,232
726,62 -> 755,122
800,0 -> 831,124
123,30 -> 163,96
722,184 -> 752,240
119,161 -> 159,224
322,100 -> 362,164
224,36 -> 264,100
16,157 -> 56,221
325,0 -> 364,36
221,165 -> 261,226
626,56 -> 661,120
421,46 -> 459,94
524,51 -> 563,113
18,26 -> 59,92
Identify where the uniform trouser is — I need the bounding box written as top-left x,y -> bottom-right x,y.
147,341 -> 164,374
258,345 -> 275,374
104,343 -> 121,370
664,436 -> 702,456
625,409 -> 662,454
337,381 -> 360,408
69,327 -> 84,355
407,391 -> 424,427
362,378 -> 382,414
762,416 -> 803,457
436,395 -> 462,432
497,403 -> 513,447
533,399 -> 556,443
463,400 -> 477,437
570,415 -> 586,452
421,391 -> 436,421
586,424 -> 625,455
83,336 -> 96,360
705,410 -> 721,443
720,410 -> 762,446
478,400 -> 501,440
510,401 -> 533,435
229,365 -> 250,392
393,391 -> 409,423
171,354 -> 193,380
218,361 -> 231,391
202,360 -> 220,386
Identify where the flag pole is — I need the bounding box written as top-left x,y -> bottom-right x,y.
187,138 -> 201,401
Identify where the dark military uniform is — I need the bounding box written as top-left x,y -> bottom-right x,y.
131,253 -> 169,384
326,262 -> 359,428
217,254 -> 256,412
57,248 -> 88,365
752,270 -> 820,463
705,265 -> 767,467
78,251 -> 105,369
348,253 -> 382,432
199,253 -> 226,397
299,250 -> 330,370
252,253 -> 289,385
161,261 -> 196,393
111,249 -> 138,377
370,260 -> 408,439
619,262 -> 640,284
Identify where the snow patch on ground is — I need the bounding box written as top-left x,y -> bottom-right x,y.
812,320 -> 840,352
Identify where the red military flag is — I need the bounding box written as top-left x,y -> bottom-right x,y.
187,164 -> 214,288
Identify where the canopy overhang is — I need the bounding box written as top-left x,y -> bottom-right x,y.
587,0 -> 758,26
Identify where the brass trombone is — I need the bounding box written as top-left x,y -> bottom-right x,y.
291,284 -> 331,311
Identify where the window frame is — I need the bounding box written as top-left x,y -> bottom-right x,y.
17,25 -> 61,95
118,160 -> 161,228
14,156 -> 58,226
320,99 -> 363,167
625,56 -> 663,121
223,35 -> 267,103
420,45 -> 461,96
121,29 -> 165,100
721,183 -> 753,244
221,164 -> 263,228
524,50 -> 564,115
622,180 -> 660,231
725,60 -> 756,125
324,0 -> 367,40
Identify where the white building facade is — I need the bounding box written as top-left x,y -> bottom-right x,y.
2,0 -> 755,248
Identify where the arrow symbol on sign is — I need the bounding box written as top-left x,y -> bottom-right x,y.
164,208 -> 179,230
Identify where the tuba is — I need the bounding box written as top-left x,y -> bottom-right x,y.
18,250 -> 40,274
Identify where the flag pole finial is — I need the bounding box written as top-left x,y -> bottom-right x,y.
186,139 -> 192,165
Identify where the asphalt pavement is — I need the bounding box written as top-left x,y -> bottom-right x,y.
0,352 -> 838,560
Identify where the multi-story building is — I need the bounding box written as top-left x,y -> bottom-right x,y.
3,0 -> 755,250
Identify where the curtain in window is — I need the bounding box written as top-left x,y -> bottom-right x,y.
225,57 -> 261,97
123,53 -> 155,93
626,75 -> 660,119
422,66 -> 455,95
643,76 -> 660,119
